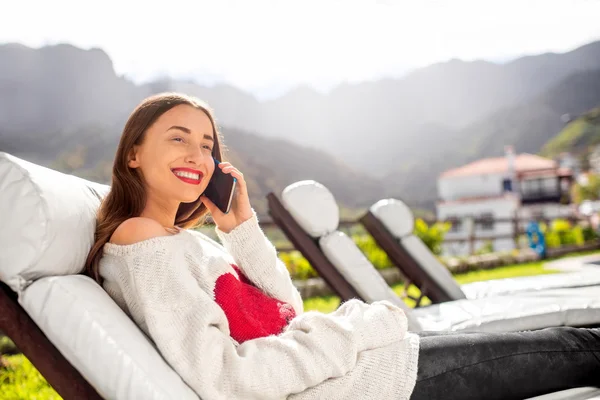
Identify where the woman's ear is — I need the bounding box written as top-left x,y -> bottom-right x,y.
127,146 -> 140,168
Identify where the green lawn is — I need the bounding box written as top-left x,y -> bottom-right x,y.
0,355 -> 62,400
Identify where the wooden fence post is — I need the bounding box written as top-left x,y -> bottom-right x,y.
466,216 -> 475,255
513,214 -> 519,248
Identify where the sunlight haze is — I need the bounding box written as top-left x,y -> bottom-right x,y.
2,0 -> 600,99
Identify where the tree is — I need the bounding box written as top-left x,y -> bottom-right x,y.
571,172 -> 600,204
578,148 -> 591,172
414,218 -> 451,255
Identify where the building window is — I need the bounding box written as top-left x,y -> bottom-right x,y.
478,212 -> 494,231
521,179 -> 540,196
447,216 -> 462,232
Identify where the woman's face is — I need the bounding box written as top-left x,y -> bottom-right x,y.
128,104 -> 216,205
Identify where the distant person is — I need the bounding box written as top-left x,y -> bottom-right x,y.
85,93 -> 600,400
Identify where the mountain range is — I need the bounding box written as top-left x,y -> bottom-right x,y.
1,40 -> 600,213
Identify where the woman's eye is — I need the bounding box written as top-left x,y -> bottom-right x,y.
172,137 -> 184,143
202,145 -> 213,151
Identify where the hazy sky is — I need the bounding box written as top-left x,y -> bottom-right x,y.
2,0 -> 600,99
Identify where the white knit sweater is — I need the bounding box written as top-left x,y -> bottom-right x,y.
99,213 -> 420,400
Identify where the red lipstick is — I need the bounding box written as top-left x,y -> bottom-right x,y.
171,168 -> 203,185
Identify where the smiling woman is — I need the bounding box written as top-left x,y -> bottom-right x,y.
84,93 -> 224,282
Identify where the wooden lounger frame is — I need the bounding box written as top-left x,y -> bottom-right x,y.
359,210 -> 457,305
0,282 -> 102,400
266,192 -> 362,302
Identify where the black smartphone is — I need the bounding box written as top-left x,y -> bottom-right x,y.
203,158 -> 237,214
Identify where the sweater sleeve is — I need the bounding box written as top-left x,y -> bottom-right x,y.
128,243 -> 408,400
215,211 -> 304,315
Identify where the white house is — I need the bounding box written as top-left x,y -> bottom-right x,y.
437,147 -> 574,256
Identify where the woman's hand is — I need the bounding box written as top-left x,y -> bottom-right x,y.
200,162 -> 253,233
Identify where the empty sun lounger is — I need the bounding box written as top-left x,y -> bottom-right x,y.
267,180 -> 600,334
360,198 -> 600,303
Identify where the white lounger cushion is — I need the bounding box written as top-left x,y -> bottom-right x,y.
414,285 -> 600,332
528,388 -> 600,400
281,180 -> 339,237
370,198 -> 414,238
461,269 -> 600,299
20,275 -> 200,400
319,231 -> 422,330
0,152 -> 109,292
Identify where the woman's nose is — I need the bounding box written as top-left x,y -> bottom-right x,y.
184,146 -> 205,165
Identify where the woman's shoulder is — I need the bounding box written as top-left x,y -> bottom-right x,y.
102,218 -> 187,259
100,219 -> 194,284
109,217 -> 175,246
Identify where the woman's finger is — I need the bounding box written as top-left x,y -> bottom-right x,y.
222,166 -> 245,181
229,171 -> 247,193
225,169 -> 243,179
217,163 -> 247,193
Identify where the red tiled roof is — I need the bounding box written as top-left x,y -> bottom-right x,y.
441,154 -> 557,178
518,167 -> 573,179
437,194 -> 520,206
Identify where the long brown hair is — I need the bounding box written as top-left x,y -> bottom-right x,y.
85,92 -> 224,283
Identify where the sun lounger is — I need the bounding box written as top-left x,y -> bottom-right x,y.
360,198 -> 600,303
0,152 -> 199,400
